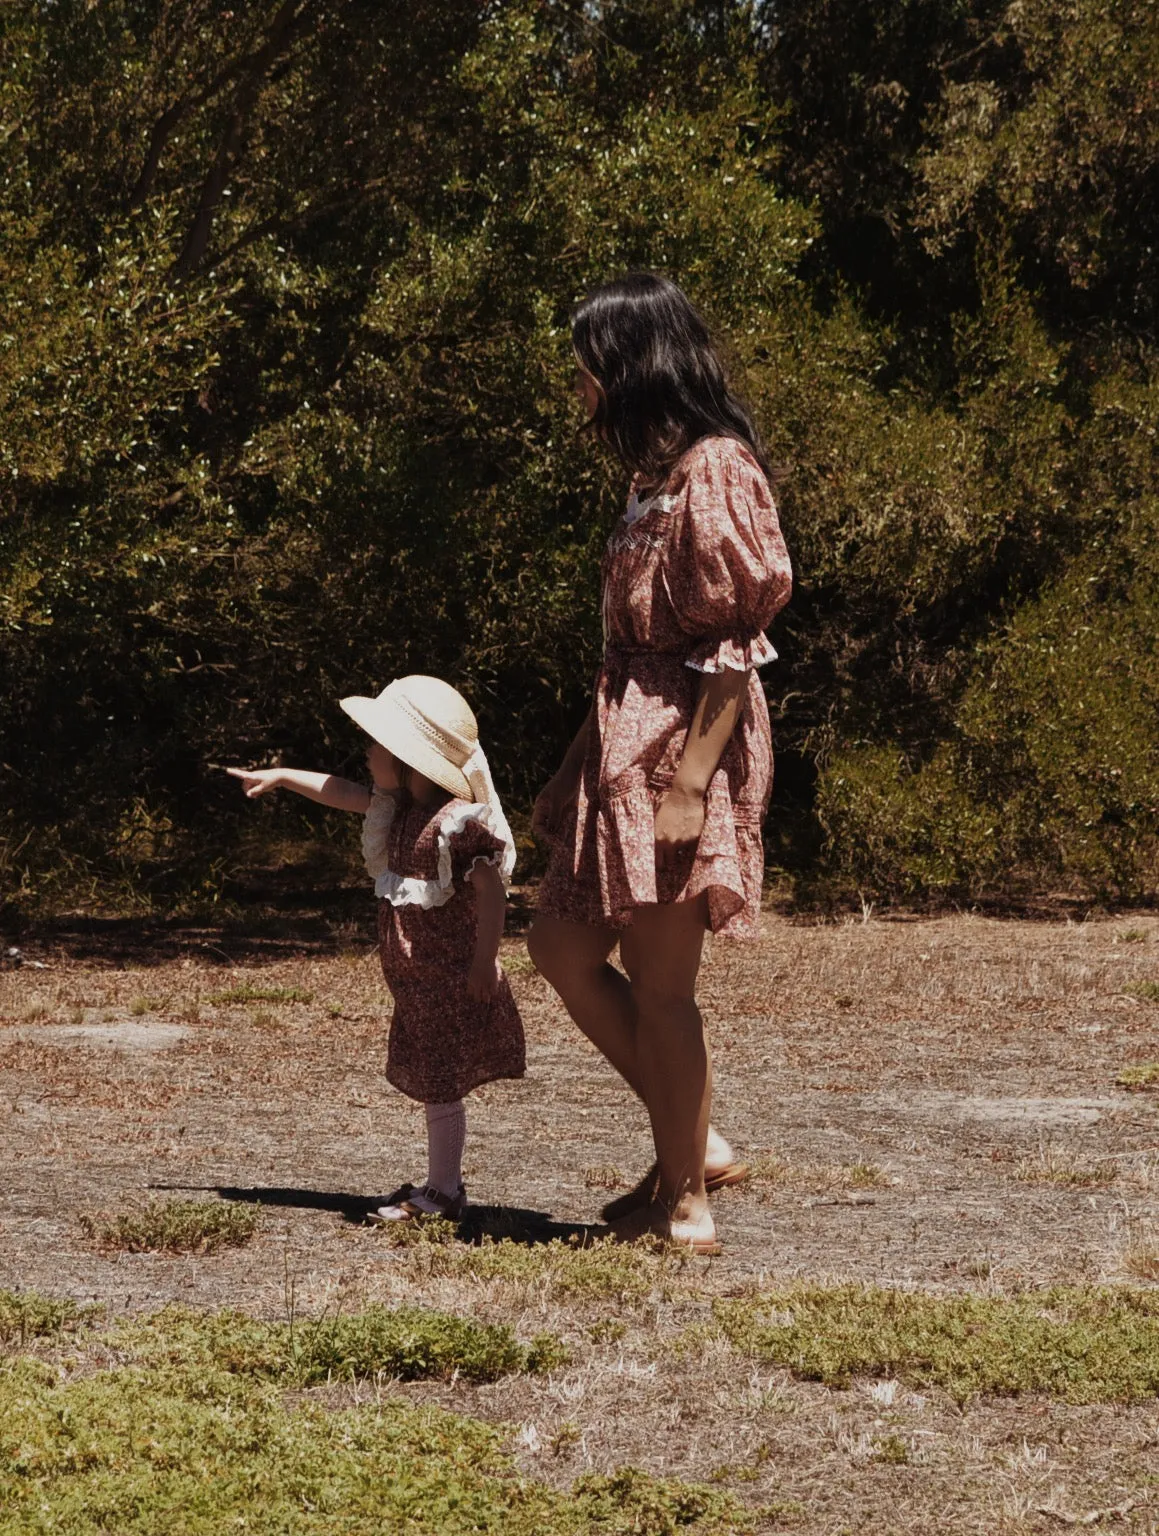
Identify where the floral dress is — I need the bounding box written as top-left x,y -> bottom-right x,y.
363,791 -> 526,1103
538,435 -> 792,939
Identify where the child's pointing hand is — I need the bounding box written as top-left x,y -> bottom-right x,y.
225,766 -> 284,798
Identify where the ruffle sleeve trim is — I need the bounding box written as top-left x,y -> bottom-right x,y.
362,793 -> 505,910
685,632 -> 779,673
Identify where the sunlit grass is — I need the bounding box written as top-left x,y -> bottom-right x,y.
79,1199 -> 259,1254
207,984 -> 314,1005
716,1283 -> 1159,1404
0,1304 -> 750,1534
1117,1062 -> 1159,1091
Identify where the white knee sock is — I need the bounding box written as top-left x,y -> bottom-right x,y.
424,1099 -> 467,1197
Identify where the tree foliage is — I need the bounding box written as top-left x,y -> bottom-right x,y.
0,0 -> 1155,911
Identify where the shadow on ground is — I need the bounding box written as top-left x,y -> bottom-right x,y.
150,1183 -> 598,1246
7,889 -> 538,967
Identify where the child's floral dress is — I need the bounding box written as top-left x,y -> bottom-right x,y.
538,435 -> 793,939
363,792 -> 525,1102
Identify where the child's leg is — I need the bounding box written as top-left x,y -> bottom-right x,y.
371,1099 -> 468,1222
424,1099 -> 467,1199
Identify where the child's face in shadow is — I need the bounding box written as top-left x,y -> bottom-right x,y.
366,742 -> 440,801
366,742 -> 402,791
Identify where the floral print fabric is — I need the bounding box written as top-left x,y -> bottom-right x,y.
538,435 -> 792,939
374,794 -> 525,1102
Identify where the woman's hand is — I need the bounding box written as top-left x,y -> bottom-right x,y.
226,766 -> 284,798
653,783 -> 706,865
531,771 -> 577,844
467,954 -> 500,1003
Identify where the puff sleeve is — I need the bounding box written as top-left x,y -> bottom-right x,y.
663,439 -> 792,673
440,805 -> 508,886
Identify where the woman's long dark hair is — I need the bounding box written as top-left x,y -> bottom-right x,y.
571,273 -> 774,487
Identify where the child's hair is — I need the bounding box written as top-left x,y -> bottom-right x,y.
571,272 -> 774,487
384,747 -> 414,801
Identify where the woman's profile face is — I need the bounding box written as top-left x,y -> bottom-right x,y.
573,360 -> 601,422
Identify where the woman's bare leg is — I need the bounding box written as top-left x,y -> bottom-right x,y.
528,913 -> 736,1178
619,896 -> 714,1233
527,914 -> 634,1078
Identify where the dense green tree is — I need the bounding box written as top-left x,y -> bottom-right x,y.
0,0 -> 1155,913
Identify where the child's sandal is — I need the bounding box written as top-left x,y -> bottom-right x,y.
368,1183 -> 467,1224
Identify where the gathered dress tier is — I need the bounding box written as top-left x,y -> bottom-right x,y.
538,435 -> 793,939
366,791 -> 526,1103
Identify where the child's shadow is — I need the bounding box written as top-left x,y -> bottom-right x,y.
157,1183 -> 602,1246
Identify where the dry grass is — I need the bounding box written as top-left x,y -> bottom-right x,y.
1013,1143 -> 1116,1188
1123,1244 -> 1159,1281
750,1155 -> 894,1194
3,912 -> 1159,1535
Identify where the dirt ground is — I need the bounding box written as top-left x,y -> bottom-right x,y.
2,904 -> 1158,1534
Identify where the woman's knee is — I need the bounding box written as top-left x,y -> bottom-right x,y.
527,916 -> 615,991
632,980 -> 703,1033
526,918 -> 560,981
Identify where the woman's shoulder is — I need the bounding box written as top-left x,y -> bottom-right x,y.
668,435 -> 765,491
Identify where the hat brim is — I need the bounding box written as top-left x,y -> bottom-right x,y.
340,696 -> 472,800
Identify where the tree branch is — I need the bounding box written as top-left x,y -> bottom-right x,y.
169,0 -> 315,280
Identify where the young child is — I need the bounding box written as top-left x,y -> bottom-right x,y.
227,674 -> 525,1222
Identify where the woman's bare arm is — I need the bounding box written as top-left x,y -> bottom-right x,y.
654,668 -> 749,855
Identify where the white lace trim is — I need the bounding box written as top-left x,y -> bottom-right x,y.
624,490 -> 677,528
361,793 -> 507,910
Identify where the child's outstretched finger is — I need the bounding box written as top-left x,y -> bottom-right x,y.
225,766 -> 271,797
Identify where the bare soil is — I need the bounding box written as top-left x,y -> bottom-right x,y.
2,906 -> 1158,1534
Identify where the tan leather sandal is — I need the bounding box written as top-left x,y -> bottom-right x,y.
600,1160 -> 750,1223
606,1200 -> 722,1256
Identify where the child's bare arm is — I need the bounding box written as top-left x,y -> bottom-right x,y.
467,860 -> 506,1002
226,766 -> 371,814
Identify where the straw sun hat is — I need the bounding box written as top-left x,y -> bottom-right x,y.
339,676 -> 480,800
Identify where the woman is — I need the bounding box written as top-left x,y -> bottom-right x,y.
527,273 -> 792,1254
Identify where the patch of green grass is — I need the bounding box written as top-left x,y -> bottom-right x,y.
872,1434 -> 910,1465
0,1305 -> 742,1534
207,984 -> 314,1005
716,1283 -> 1159,1404
115,1303 -> 564,1385
1125,980 -> 1159,1002
291,1306 -> 565,1384
79,1199 -> 259,1254
1117,1062 -> 1159,1091
372,1213 -> 459,1248
1120,929 -> 1148,942
412,1235 -> 679,1304
845,1162 -> 891,1190
499,950 -> 538,975
0,1290 -> 93,1345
